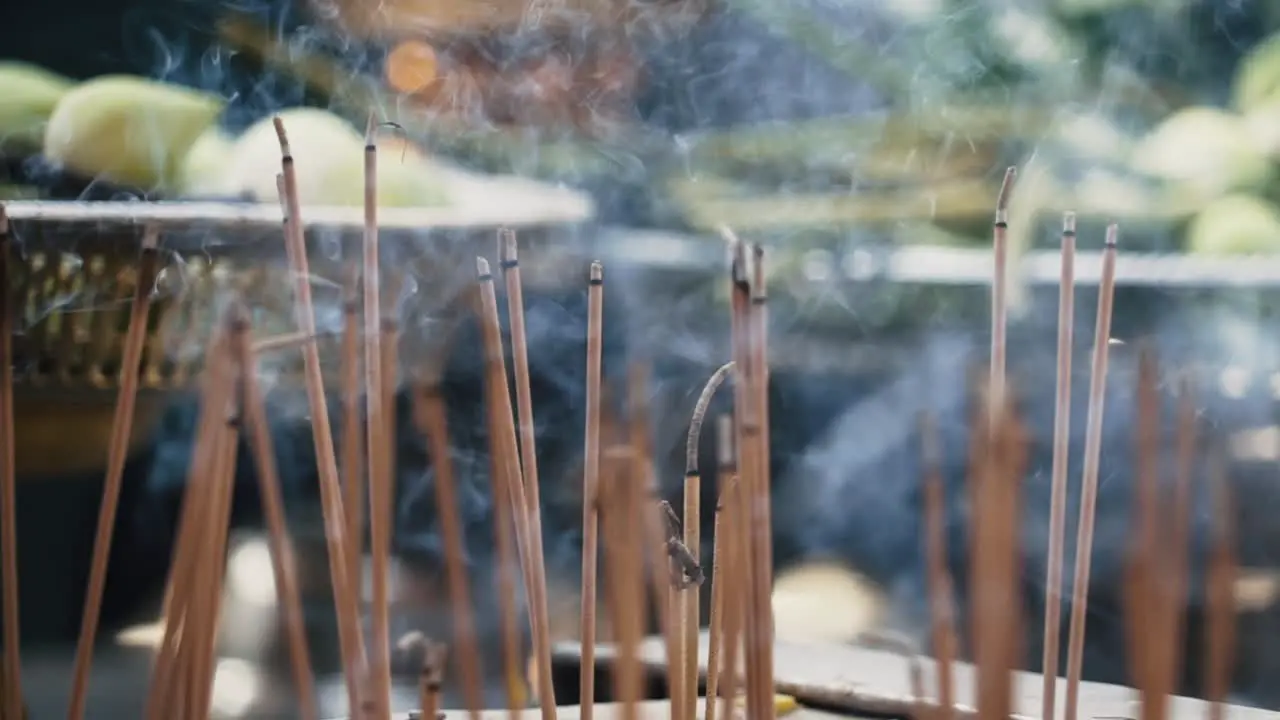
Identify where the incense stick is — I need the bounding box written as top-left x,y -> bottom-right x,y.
236,312 -> 320,720
704,415 -> 735,720
341,264 -> 366,604
921,412 -> 956,720
1126,344 -> 1162,720
580,262 -> 604,720
363,114 -> 395,720
971,384 -> 1026,720
0,205 -> 21,720
1063,224 -> 1120,720
476,257 -> 538,720
418,640 -> 447,720
601,445 -> 644,720
1041,211 -> 1077,720
274,116 -> 366,716
499,231 -> 559,719
990,166 -> 1017,407
411,379 -> 485,719
66,225 -> 161,720
142,325 -> 234,720
747,245 -> 774,720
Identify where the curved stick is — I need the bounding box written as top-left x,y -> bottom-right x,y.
685,361 -> 736,475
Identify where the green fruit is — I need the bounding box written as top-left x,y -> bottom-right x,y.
1186,194 -> 1280,255
177,127 -> 235,197
1233,33 -> 1280,112
43,75 -> 224,191
1131,107 -> 1272,203
0,62 -> 74,154
221,108 -> 448,207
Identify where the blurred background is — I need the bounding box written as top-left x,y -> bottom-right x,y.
7,0 -> 1280,717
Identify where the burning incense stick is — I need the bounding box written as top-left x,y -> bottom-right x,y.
499,231 -> 559,718
1041,211 -> 1077,720
990,166 -> 1017,407
580,262 -> 604,720
704,416 -> 736,720
66,225 -> 161,720
363,114 -> 395,720
476,256 -> 545,719
411,379 -> 485,718
236,314 -> 320,720
341,264 -> 366,600
1126,345 -> 1161,714
1063,224 -> 1120,720
0,205 -> 20,720
921,412 -> 956,720
274,116 -> 367,716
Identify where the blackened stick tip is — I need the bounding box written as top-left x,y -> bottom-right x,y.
475,256 -> 492,279
589,262 -> 603,282
364,112 -> 378,147
1062,212 -> 1076,234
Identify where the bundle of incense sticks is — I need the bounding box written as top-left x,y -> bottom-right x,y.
0,141 -> 1248,720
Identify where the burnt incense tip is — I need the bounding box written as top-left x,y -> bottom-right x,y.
364,112 -> 378,147
589,262 -> 603,283
684,469 -> 698,480
271,116 -> 291,156
1062,212 -> 1076,234
476,256 -> 493,281
499,228 -> 518,261
995,166 -> 1017,211
1105,224 -> 1119,248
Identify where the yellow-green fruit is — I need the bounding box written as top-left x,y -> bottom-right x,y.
177,127 -> 235,197
0,62 -> 74,154
220,108 -> 448,207
1233,33 -> 1280,112
1131,107 -> 1272,203
1186,194 -> 1280,255
43,75 -> 224,191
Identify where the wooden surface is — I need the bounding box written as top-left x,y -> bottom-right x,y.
432,700 -> 848,720
553,633 -> 1280,720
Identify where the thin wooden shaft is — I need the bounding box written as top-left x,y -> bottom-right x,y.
989,167 -> 1016,407
748,245 -> 774,720
363,117 -> 394,720
718,478 -> 747,720
143,331 -> 232,720
681,470 -> 700,720
921,414 -> 956,720
580,263 -> 604,720
1205,451 -> 1237,720
500,233 -> 558,718
67,228 -> 161,720
704,419 -> 735,720
274,118 -> 366,715
189,405 -> 240,720
412,383 -> 485,719
1063,227 -> 1120,720
0,208 -> 21,720
1041,214 -> 1076,720
238,329 -> 320,720
341,265 -> 365,604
